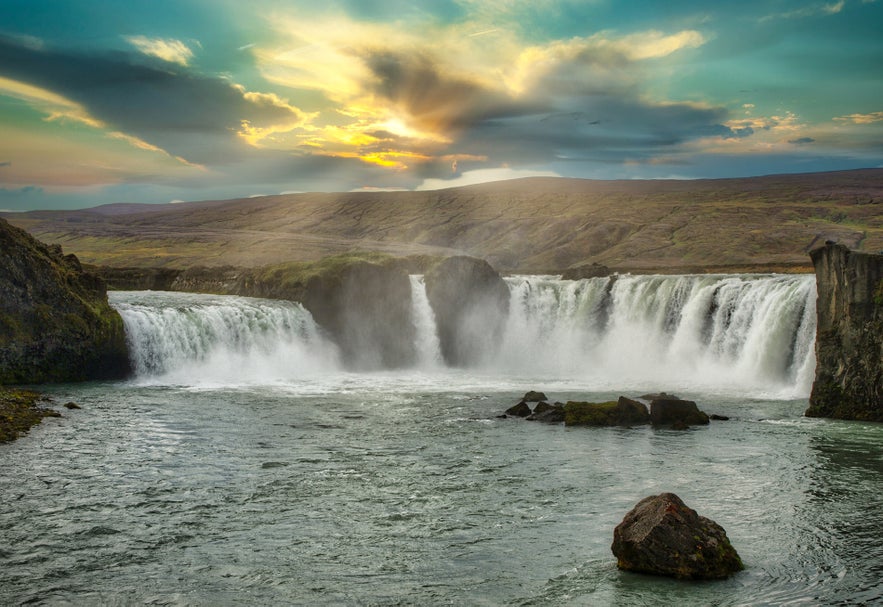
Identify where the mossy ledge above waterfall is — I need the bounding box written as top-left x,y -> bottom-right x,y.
0,218 -> 131,384
807,243 -> 883,421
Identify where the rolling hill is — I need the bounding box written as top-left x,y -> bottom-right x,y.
4,169 -> 882,273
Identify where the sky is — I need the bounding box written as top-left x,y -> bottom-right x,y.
0,0 -> 881,211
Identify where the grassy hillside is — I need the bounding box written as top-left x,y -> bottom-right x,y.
5,169 -> 882,273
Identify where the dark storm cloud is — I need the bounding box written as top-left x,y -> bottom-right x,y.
363,49 -> 549,132
359,46 -> 749,173
0,35 -> 306,165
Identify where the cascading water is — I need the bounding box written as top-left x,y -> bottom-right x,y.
495,273 -> 816,397
110,291 -> 339,385
409,275 -> 443,368
109,273 -> 816,397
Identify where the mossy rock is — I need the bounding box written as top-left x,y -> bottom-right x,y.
564,397 -> 650,427
0,388 -> 60,443
0,218 -> 131,384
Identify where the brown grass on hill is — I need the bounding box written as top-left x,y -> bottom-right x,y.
5,169 -> 882,274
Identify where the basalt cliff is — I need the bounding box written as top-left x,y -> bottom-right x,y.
806,243 -> 883,421
0,218 -> 130,384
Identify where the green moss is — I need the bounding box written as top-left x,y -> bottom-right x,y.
255,251 -> 397,287
0,387 -> 60,443
564,401 -> 619,426
874,279 -> 883,307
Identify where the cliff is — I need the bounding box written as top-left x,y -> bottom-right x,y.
806,243 -> 883,421
233,254 -> 419,369
424,256 -> 510,366
0,218 -> 130,384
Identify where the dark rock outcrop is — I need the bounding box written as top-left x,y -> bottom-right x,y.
92,266 -> 181,291
564,397 -> 650,426
170,266 -> 242,294
235,256 -> 417,369
650,398 -> 710,427
0,219 -> 130,383
561,262 -> 612,280
527,401 -> 565,422
0,388 -> 60,443
611,493 -> 744,580
522,390 -> 548,402
807,243 -> 883,421
505,401 -> 532,417
424,256 -> 510,366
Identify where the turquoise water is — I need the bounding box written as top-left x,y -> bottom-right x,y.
1,283 -> 880,605
2,377 -> 881,606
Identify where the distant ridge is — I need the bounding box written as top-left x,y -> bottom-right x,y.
4,169 -> 882,273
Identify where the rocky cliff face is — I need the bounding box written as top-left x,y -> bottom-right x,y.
807,243 -> 883,421
234,256 -> 417,370
0,219 -> 130,383
424,256 -> 510,367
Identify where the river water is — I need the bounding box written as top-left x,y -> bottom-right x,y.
1,275 -> 881,606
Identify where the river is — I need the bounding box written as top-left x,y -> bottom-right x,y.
1,274 -> 881,605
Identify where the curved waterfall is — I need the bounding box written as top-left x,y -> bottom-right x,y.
492,274 -> 816,396
109,291 -> 340,384
110,273 -> 816,397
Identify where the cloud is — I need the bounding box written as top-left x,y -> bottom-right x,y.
760,1 -> 847,21
834,111 -> 883,124
125,36 -> 195,66
0,35 -> 313,166
789,137 -> 816,145
0,161 -> 10,167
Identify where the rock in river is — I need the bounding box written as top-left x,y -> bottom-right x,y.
611,493 -> 744,580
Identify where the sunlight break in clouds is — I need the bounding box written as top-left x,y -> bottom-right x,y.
254,12 -> 711,174
834,111 -> 883,124
416,167 -> 561,190
125,36 -> 196,66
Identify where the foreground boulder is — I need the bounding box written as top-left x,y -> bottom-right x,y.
650,398 -> 709,427
612,493 -> 744,580
564,397 -> 650,426
806,243 -> 883,421
0,219 -> 130,383
424,256 -> 510,366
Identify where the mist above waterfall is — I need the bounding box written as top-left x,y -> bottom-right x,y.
110,273 -> 816,398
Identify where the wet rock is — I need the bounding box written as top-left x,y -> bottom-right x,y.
522,391 -> 548,402
0,388 -> 60,443
650,398 -> 709,427
564,397 -> 650,427
528,404 -> 565,423
709,414 -> 730,421
639,392 -> 680,401
63,402 -> 81,410
505,401 -> 532,417
611,492 -> 744,580
424,256 -> 510,367
561,263 -> 612,280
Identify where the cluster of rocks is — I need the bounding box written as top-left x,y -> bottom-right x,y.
501,391 -> 717,429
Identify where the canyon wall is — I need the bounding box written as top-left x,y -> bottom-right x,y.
806,243 -> 883,421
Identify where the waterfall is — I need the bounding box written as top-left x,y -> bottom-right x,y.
110,291 -> 339,384
409,275 -> 443,368
496,274 -> 816,397
108,273 -> 817,397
